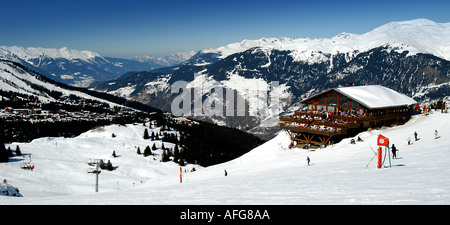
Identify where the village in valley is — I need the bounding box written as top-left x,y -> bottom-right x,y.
0,90 -> 139,124
0,99 -> 136,123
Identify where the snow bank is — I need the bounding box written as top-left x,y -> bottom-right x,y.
1,181 -> 22,197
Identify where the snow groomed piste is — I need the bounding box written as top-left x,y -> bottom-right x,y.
1,111 -> 449,204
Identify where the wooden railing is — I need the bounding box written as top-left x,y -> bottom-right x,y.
280,123 -> 347,136
279,116 -> 360,128
280,110 -> 411,136
292,111 -> 411,122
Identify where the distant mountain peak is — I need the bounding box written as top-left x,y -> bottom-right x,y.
0,46 -> 101,61
333,32 -> 358,39
134,50 -> 197,66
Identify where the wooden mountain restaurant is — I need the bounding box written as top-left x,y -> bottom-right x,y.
280,85 -> 417,148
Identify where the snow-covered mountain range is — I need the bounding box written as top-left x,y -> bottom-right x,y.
93,19 -> 450,139
0,46 -> 100,61
0,46 -> 196,87
199,18 -> 450,64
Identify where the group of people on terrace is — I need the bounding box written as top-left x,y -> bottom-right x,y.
285,108 -> 360,130
282,120 -> 342,133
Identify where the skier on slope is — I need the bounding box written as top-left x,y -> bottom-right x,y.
414,131 -> 418,141
391,144 -> 398,159
306,156 -> 311,166
288,142 -> 294,149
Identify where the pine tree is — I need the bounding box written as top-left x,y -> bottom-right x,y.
0,143 -> 8,163
173,144 -> 180,163
161,150 -> 170,162
151,132 -> 155,141
7,147 -> 13,157
106,160 -> 113,171
152,143 -> 157,151
15,145 -> 22,156
179,158 -> 185,166
99,159 -> 106,170
137,147 -> 141,155
144,145 -> 151,157
112,150 -> 117,158
143,128 -> 149,139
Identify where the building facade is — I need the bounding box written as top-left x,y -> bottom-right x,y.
280,85 -> 417,148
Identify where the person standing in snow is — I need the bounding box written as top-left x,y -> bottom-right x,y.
407,137 -> 411,145
306,156 -> 311,166
224,170 -> 228,176
435,130 -> 439,139
414,132 -> 418,141
391,144 -> 398,159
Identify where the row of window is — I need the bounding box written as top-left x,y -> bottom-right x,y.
317,96 -> 360,108
308,104 -> 364,116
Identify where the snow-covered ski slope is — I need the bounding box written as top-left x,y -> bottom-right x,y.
1,112 -> 449,204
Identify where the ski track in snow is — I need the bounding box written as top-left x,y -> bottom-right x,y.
1,112 -> 450,204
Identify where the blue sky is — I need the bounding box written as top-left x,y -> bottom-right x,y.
1,0 -> 449,58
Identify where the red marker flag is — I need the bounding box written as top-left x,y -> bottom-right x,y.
377,147 -> 383,168
377,134 -> 389,147
180,167 -> 182,183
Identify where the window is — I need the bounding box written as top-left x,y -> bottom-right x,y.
340,99 -> 351,107
317,105 -> 326,111
328,99 -> 338,106
352,101 -> 360,107
319,97 -> 326,104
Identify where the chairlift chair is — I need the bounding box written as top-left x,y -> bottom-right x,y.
20,163 -> 29,170
87,168 -> 101,174
88,158 -> 97,166
20,162 -> 34,170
